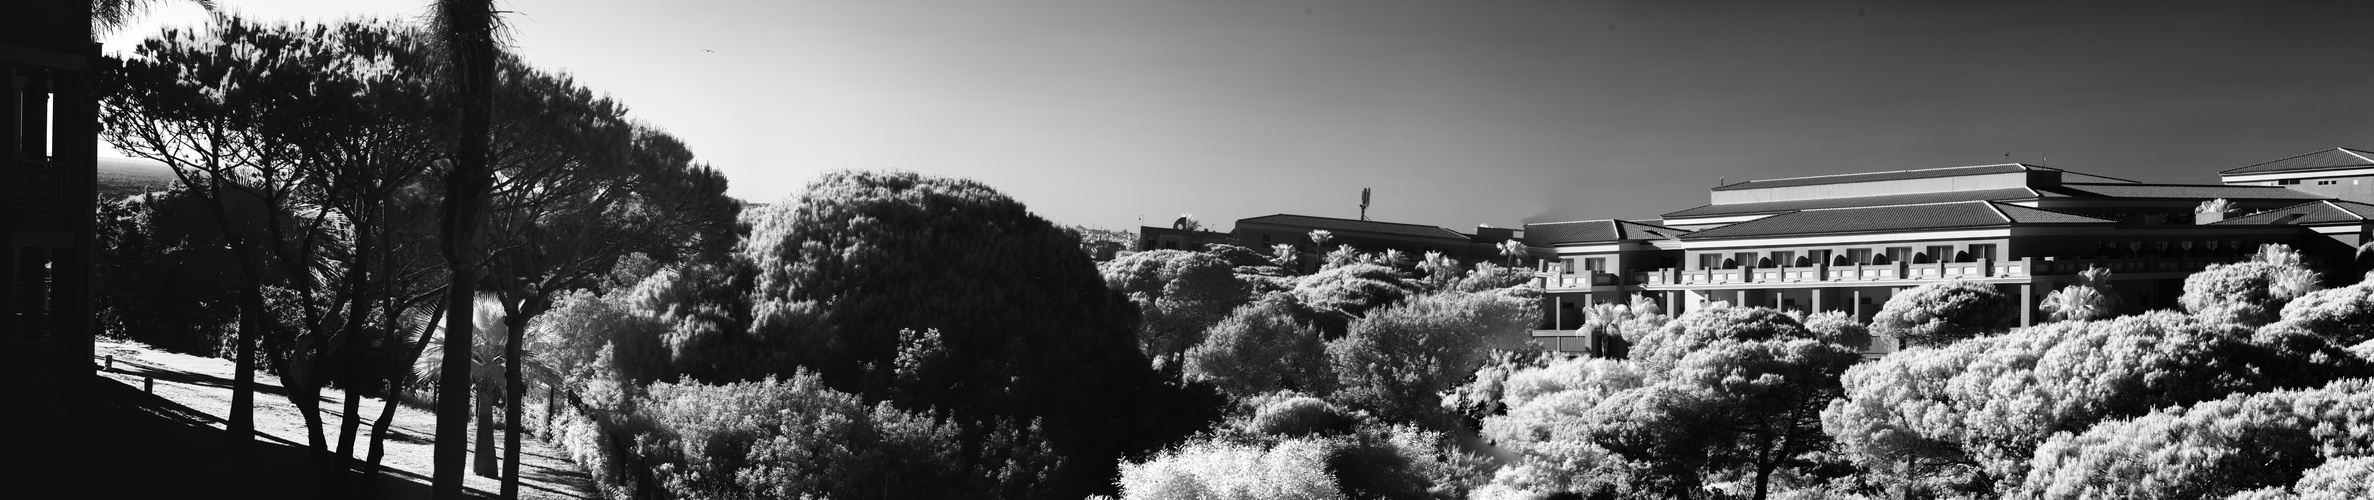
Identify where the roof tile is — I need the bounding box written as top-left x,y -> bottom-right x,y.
2220,148 -> 2374,175
1681,201 -> 2110,239
1662,188 -> 2040,219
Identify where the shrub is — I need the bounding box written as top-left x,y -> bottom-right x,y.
1184,294 -> 1333,398
1247,396 -> 1358,438
1629,306 -> 1809,373
2020,379 -> 2374,499
1869,280 -> 2017,348
1117,438 -> 1345,500
1821,311 -> 2370,496
2182,259 -> 2321,328
1328,291 -> 1539,423
2255,282 -> 2374,347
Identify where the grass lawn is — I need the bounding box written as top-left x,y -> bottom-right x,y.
84,338 -> 599,499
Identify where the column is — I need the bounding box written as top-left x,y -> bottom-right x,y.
1665,291 -> 1681,316
1811,288 -> 1827,313
1851,289 -> 1864,320
1735,289 -> 1749,308
2020,283 -> 2035,327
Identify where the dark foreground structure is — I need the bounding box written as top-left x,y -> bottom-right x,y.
1,0 -> 100,491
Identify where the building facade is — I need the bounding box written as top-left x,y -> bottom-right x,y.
3,0 -> 100,482
1527,163 -> 2351,357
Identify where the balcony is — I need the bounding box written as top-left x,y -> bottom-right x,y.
1634,255 -> 2265,288
11,159 -> 70,209
1534,271 -> 1618,289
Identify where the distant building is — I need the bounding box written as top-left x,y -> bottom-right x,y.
3,0 -> 100,482
1527,162 -> 2351,357
1232,214 -> 1524,272
1137,215 -> 1237,252
2219,147 -> 2374,203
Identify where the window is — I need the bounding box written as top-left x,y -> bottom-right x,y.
1924,245 -> 1953,263
1563,258 -> 1579,273
1885,247 -> 1912,264
1768,251 -> 1795,267
1846,248 -> 1873,265
1807,249 -> 1832,266
1584,257 -> 1607,273
1699,254 -> 1721,270
1261,234 -> 1271,243
15,247 -> 55,337
1734,252 -> 1757,268
2280,179 -> 2301,185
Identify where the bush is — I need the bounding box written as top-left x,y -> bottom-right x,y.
1292,264 -> 1414,337
1328,291 -> 1539,423
1629,306 -> 1810,372
1102,249 -> 1254,369
1821,311 -> 2371,496
737,171 -> 1215,496
632,371 -> 991,499
2182,260 -> 2321,328
2020,379 -> 2374,499
1117,438 -> 1345,500
1184,294 -> 1333,398
1246,396 -> 1359,438
1869,280 -> 2017,348
2255,282 -> 2374,347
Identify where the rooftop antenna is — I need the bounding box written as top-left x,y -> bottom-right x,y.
1718,175 -> 1725,187
1360,187 -> 1372,221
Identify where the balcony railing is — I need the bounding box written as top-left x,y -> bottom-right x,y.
1625,255 -> 2271,287
1534,271 -> 1619,289
11,159 -> 69,209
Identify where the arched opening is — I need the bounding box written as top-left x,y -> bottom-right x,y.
1756,257 -> 1775,268
1953,250 -> 1974,263
1912,252 -> 1933,264
1722,258 -> 1739,269
1832,255 -> 1852,266
1794,256 -> 1813,267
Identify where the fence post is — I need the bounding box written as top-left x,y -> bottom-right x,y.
144,376 -> 153,393
105,355 -> 113,371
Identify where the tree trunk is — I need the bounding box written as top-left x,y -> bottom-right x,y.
501,309 -> 532,499
365,299 -> 445,497
228,282 -> 261,453
431,0 -> 499,496
475,384 -> 499,477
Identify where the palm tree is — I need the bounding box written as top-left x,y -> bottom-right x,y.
1269,243 -> 1299,270
2039,266 -> 2119,322
1309,229 -> 1334,250
1498,240 -> 1527,267
427,0 -> 502,497
93,0 -> 218,34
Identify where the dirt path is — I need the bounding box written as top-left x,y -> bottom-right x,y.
93,339 -> 600,500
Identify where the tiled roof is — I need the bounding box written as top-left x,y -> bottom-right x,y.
2037,183 -> 2329,200
1710,164 -> 2035,192
2213,200 -> 2374,226
1523,220 -> 1687,246
1681,201 -> 2112,240
1236,214 -> 1471,241
2220,148 -> 2374,175
1662,188 -> 2041,219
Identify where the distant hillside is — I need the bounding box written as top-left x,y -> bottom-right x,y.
97,157 -> 177,203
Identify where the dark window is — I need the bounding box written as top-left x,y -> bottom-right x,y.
1969,244 -> 1997,261
1699,254 -> 1721,270
1734,252 -> 1757,268
1885,247 -> 1912,264
1261,234 -> 1271,243
1846,248 -> 1873,265
1924,246 -> 1952,263
1769,251 -> 1795,267
1807,249 -> 1832,266
1584,257 -> 1607,273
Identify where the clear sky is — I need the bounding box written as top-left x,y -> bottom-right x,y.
101,0 -> 2374,234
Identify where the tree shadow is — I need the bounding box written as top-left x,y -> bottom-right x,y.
64,372 -> 491,499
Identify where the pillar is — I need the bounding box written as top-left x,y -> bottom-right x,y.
1851,289 -> 1864,320
1811,288 -> 1827,313
1735,289 -> 1749,308
2019,283 -> 2035,327
1665,291 -> 1682,316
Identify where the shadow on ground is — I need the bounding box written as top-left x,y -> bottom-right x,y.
63,372 -> 490,499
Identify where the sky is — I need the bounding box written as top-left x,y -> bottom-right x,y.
101,0 -> 2374,234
